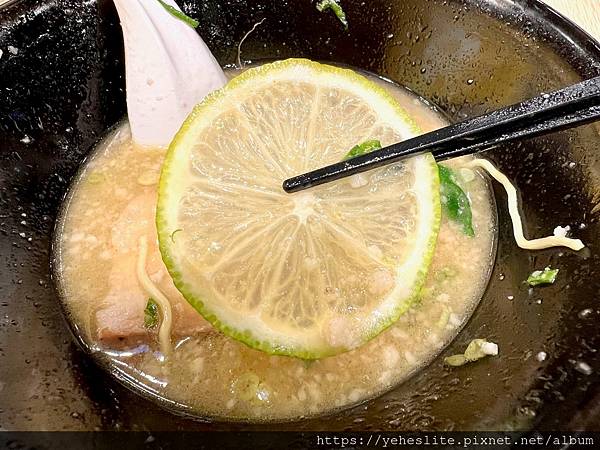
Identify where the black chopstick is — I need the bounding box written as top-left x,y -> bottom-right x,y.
282,75 -> 600,193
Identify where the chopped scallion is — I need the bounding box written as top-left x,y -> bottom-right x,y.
343,139 -> 382,160
144,298 -> 159,328
527,267 -> 559,286
316,0 -> 348,29
438,164 -> 475,237
444,338 -> 498,367
157,0 -> 199,29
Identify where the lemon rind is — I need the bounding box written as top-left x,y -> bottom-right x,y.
157,58 -> 441,359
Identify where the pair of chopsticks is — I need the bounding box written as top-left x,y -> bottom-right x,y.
283,75 -> 600,193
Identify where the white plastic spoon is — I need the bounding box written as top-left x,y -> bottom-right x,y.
113,0 -> 227,147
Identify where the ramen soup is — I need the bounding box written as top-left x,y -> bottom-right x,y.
54,68 -> 496,421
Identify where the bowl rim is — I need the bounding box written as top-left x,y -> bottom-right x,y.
31,0 -> 600,430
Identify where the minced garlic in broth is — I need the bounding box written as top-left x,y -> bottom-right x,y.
54,70 -> 496,421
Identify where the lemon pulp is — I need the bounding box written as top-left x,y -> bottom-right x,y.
157,59 -> 441,358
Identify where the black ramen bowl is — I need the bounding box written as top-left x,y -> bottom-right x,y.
1,0 -> 599,433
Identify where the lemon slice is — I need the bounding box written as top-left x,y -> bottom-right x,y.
157,59 -> 440,359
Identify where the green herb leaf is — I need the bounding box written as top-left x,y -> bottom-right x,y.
444,338 -> 498,367
144,298 -> 159,329
343,139 -> 382,160
438,164 -> 475,237
527,266 -> 559,286
316,0 -> 348,29
157,0 -> 199,29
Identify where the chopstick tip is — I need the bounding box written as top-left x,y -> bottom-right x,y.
282,177 -> 299,193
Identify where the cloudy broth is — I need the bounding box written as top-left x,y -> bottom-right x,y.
54,68 -> 496,421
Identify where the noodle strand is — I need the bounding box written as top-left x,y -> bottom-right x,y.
465,159 -> 584,251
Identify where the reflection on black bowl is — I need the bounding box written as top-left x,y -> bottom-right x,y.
0,0 -> 599,431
